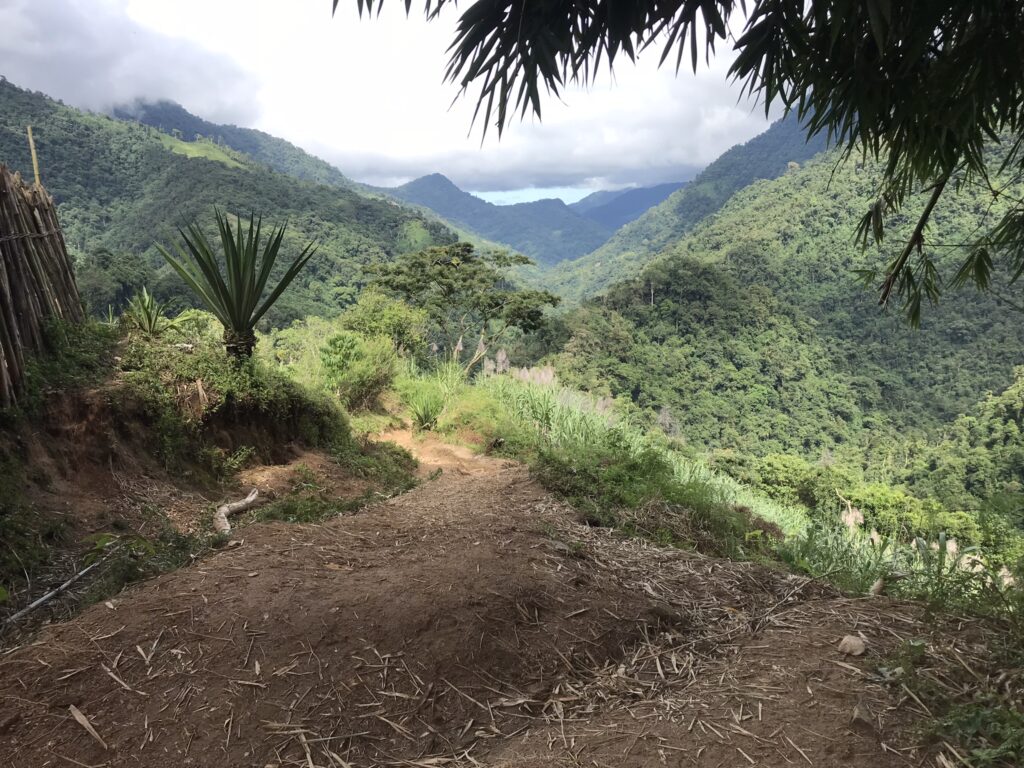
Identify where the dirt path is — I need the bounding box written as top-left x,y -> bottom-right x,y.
0,432 -> 944,767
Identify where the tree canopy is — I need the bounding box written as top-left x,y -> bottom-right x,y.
370,242 -> 559,371
343,0 -> 1024,321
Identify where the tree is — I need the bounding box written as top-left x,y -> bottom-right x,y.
344,1 -> 1024,322
371,242 -> 559,372
338,289 -> 429,354
158,210 -> 317,357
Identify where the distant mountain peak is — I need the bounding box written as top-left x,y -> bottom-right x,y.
386,174 -> 612,266
400,173 -> 462,191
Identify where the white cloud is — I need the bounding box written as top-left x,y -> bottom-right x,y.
2,0 -> 780,194
0,0 -> 259,124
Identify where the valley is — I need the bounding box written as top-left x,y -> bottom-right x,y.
2,11 -> 1024,763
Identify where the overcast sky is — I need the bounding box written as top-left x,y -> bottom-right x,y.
0,0 -> 779,202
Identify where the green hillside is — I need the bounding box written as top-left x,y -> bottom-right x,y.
547,118 -> 829,299
114,99 -> 355,189
570,181 -> 687,230
552,151 -> 1024,500
0,80 -> 455,326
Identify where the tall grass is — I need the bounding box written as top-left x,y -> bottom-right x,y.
477,374 -> 809,535
396,360 -> 466,432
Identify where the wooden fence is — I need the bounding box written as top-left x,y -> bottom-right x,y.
0,164 -> 83,408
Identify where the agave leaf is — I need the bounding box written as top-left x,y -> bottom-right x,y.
252,241 -> 318,326
157,243 -> 232,328
158,209 -> 316,355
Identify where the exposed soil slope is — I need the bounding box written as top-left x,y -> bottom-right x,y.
1,433 -> 956,767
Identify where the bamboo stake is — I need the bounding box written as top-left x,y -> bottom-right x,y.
26,126 -> 40,188
0,163 -> 83,407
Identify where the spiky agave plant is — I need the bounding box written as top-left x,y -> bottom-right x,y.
157,210 -> 317,357
123,286 -> 177,336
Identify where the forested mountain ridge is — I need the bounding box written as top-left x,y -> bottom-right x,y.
569,181 -> 687,230
385,173 -> 613,266
553,150 -> 1024,505
0,79 -> 455,326
113,98 -> 355,190
546,118 -> 830,299
113,99 -> 517,256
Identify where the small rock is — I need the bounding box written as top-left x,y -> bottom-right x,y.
850,702 -> 877,736
838,634 -> 867,656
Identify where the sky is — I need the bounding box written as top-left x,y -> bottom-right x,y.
0,0 -> 779,203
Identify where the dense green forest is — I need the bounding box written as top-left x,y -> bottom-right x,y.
547,118 -> 829,299
548,150 -> 1024,547
385,173 -> 613,266
112,101 -> 661,266
0,79 -> 455,327
113,99 -> 356,190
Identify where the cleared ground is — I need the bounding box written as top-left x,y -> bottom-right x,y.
0,434 -> 967,767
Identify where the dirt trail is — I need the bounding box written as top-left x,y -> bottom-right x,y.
0,431 -> 945,767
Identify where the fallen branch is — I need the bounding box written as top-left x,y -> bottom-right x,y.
212,488 -> 262,534
1,550 -> 116,631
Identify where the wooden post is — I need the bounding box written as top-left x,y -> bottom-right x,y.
26,126 -> 41,188
0,164 -> 82,408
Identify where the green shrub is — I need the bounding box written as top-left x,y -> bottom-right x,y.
0,457 -> 69,602
18,321 -> 117,413
173,309 -> 223,345
82,525 -> 202,606
977,493 -> 1024,567
755,453 -> 816,505
937,698 -> 1024,768
118,334 -> 350,472
471,374 -> 808,535
408,387 -> 445,431
533,442 -> 749,556
338,290 -> 428,354
122,287 -> 178,337
776,524 -> 897,594
320,331 -> 397,410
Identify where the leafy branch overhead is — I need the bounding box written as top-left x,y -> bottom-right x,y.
342,0 -> 1024,323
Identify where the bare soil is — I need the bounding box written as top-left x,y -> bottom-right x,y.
0,387 -> 371,631
0,431 -> 962,767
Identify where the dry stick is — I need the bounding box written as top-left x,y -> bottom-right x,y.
212,488 -> 262,534
27,126 -> 41,187
1,548 -> 118,630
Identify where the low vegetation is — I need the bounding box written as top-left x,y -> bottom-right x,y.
0,310 -> 415,616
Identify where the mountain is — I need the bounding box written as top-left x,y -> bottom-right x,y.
386,173 -> 613,266
570,181 -> 687,230
113,100 -> 515,256
569,189 -> 627,214
0,79 -> 454,327
547,118 -> 830,299
113,99 -> 354,190
553,149 -> 1024,491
